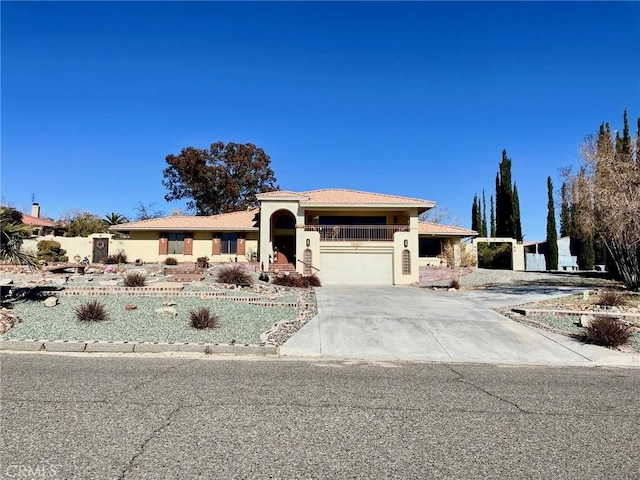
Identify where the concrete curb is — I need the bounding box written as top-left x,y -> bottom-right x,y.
0,338 -> 278,356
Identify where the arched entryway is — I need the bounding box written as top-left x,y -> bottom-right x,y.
271,210 -> 296,265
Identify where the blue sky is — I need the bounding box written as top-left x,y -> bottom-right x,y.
2,1 -> 638,240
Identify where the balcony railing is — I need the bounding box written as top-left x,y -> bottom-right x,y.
304,225 -> 408,242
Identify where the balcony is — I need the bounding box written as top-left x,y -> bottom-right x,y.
304,225 -> 408,242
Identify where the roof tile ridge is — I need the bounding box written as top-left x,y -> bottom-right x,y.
304,188 -> 431,203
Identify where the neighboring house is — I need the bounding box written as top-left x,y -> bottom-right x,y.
21,203 -> 60,236
418,222 -> 478,268
107,188 -> 476,285
110,209 -> 260,265
524,237 -> 579,271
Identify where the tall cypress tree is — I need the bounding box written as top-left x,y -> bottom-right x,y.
616,109 -> 633,164
490,195 -> 496,237
513,183 -> 522,241
559,181 -> 571,237
546,177 -> 558,270
481,190 -> 488,237
471,195 -> 479,233
496,150 -> 516,238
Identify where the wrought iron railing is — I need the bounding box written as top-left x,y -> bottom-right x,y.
304,225 -> 408,242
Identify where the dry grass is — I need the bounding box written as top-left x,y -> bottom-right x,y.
583,316 -> 634,348
123,271 -> 147,287
216,265 -> 253,285
189,307 -> 219,330
596,290 -> 630,307
74,299 -> 108,322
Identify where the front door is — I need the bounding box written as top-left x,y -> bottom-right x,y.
274,235 -> 295,264
92,238 -> 109,263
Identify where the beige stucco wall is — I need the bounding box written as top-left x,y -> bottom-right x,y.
258,200 -> 305,268
24,231 -> 258,265
22,234 -> 113,263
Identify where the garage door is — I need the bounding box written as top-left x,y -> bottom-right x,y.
320,252 -> 393,285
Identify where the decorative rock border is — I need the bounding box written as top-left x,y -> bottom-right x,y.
46,289 -> 307,308
0,338 -> 278,356
512,307 -> 640,322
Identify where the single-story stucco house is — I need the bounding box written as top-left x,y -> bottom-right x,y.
109,189 -> 477,285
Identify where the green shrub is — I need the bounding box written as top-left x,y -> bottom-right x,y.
477,243 -> 512,269
190,307 -> 219,330
36,240 -> 68,262
216,265 -> 253,285
196,256 -> 210,269
123,271 -> 147,287
584,316 -> 633,348
164,257 -> 178,266
75,299 -> 108,322
597,290 -> 629,308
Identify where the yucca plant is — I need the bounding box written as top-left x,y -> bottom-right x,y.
216,265 -> 253,285
75,299 -> 108,322
123,271 -> 147,287
190,307 -> 219,330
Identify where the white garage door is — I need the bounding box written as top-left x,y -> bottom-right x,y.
320,252 -> 393,285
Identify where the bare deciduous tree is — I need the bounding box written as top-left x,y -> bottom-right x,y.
419,207 -> 462,227
563,113 -> 640,290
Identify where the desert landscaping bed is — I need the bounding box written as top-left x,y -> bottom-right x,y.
0,263 -> 318,346
501,290 -> 640,352
2,295 -> 298,345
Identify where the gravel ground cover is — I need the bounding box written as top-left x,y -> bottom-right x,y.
1,263 -> 318,346
420,267 -> 620,289
500,290 -> 640,353
3,295 -> 297,344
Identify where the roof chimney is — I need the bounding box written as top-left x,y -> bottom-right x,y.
31,203 -> 41,218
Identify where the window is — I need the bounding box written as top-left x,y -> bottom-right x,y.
221,233 -> 238,254
402,250 -> 411,275
168,233 -> 185,254
303,249 -> 312,275
419,238 -> 443,257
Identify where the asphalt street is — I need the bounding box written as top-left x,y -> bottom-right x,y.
1,353 -> 639,479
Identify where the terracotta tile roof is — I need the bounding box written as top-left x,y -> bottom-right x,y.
111,209 -> 260,231
256,190 -> 307,199
419,221 -> 478,237
259,188 -> 435,207
21,214 -> 56,227
301,189 -> 434,206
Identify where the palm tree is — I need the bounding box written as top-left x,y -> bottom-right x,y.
103,212 -> 129,226
0,207 -> 38,268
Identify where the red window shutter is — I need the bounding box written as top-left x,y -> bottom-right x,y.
184,233 -> 193,255
212,234 -> 221,255
237,234 -> 245,255
159,233 -> 168,255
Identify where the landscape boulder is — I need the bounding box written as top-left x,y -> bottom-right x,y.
580,314 -> 596,328
155,307 -> 177,318
43,297 -> 58,307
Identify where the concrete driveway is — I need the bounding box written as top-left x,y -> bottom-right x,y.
280,286 -> 636,366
